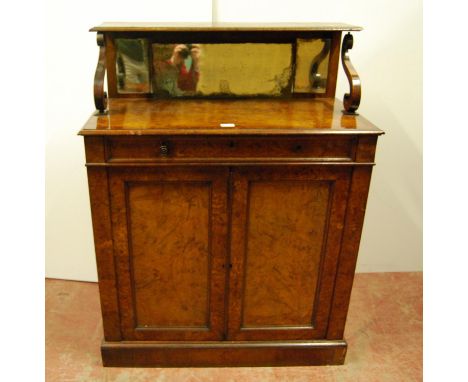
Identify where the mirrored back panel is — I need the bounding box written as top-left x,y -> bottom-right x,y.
152,43 -> 294,97
116,38 -> 150,94
295,39 -> 331,94
109,31 -> 340,98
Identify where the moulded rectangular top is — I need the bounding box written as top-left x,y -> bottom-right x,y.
90,22 -> 363,32
79,98 -> 382,136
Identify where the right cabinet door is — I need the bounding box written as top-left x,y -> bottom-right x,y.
227,166 -> 351,341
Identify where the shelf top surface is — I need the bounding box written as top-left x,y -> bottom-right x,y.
90,22 -> 362,32
79,98 -> 382,136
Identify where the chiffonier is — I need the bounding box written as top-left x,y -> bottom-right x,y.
79,22 -> 383,367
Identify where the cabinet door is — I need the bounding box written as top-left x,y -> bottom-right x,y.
227,166 -> 351,341
109,167 -> 229,341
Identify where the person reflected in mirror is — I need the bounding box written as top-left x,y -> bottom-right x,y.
154,44 -> 201,96
168,44 -> 201,92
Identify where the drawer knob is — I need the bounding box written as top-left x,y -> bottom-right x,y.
160,142 -> 169,157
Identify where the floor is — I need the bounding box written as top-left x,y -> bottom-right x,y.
45,272 -> 422,382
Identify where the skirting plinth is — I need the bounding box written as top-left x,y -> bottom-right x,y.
101,339 -> 347,367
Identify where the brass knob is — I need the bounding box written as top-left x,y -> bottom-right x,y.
160,142 -> 169,157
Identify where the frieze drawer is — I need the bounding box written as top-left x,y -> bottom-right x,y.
105,136 -> 357,163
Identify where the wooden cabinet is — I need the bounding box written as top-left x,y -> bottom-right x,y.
80,23 -> 383,367
103,164 -> 352,342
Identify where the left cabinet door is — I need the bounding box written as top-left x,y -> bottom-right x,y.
108,167 -> 229,341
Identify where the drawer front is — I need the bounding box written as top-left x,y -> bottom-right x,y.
106,136 -> 356,163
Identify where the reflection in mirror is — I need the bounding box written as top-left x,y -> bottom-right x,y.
116,38 -> 150,93
294,38 -> 331,94
152,43 -> 293,97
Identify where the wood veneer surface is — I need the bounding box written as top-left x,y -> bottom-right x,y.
79,98 -> 382,136
128,182 -> 210,328
242,180 -> 329,327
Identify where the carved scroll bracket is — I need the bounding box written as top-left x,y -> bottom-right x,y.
341,33 -> 361,114
94,32 -> 108,113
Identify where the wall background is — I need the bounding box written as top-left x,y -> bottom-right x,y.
45,0 -> 422,281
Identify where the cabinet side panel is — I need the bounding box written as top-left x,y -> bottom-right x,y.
327,166 -> 373,339
127,181 -> 211,328
86,167 -> 121,340
242,180 -> 330,327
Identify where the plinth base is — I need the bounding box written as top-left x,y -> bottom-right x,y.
101,339 -> 347,367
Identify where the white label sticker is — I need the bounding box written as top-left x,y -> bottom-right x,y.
220,123 -> 236,128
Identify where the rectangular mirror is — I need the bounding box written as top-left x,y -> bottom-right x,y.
294,38 -> 331,94
152,43 -> 293,97
115,38 -> 151,93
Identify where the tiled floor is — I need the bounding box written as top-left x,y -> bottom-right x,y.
45,272 -> 422,381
